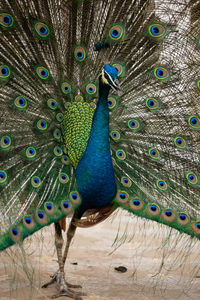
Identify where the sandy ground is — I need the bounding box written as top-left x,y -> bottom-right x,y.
0,210 -> 200,300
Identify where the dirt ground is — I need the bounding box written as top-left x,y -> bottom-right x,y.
0,210 -> 200,300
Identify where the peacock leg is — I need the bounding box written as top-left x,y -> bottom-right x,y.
42,219 -> 85,299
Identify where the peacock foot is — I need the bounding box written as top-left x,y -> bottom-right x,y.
42,270 -> 82,289
50,272 -> 85,300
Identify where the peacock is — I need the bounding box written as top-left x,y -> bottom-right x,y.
0,0 -> 200,298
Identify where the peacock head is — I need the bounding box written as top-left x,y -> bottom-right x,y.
100,64 -> 121,93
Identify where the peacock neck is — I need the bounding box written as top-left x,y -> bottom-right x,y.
75,83 -> 116,210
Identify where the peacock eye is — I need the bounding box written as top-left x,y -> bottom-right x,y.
26,146 -> 36,159
109,25 -> 124,40
74,46 -> 86,62
59,172 -> 69,184
156,179 -> 167,190
116,149 -> 126,160
154,67 -> 169,80
36,119 -> 48,131
113,63 -> 124,77
177,213 -> 190,226
56,113 -> 63,123
127,119 -> 141,131
35,22 -> 50,37
12,228 -> 19,236
148,147 -> 160,160
47,98 -> 57,110
188,115 -> 200,130
36,66 -> 49,80
148,24 -> 165,38
61,155 -> 69,165
150,205 -> 157,212
186,172 -> 198,185
53,128 -> 61,140
53,146 -> 63,157
129,197 -> 144,211
110,130 -> 120,141
31,176 -> 41,188
38,212 -> 45,219
121,176 -> 132,187
0,65 -> 11,79
174,136 -> 186,149
1,136 -> 11,149
75,95 -> 84,102
0,170 -> 7,184
24,217 -> 32,224
107,96 -> 117,109
61,82 -> 71,94
146,98 -> 159,110
86,83 -> 97,95
14,96 -> 28,110
0,13 -> 14,27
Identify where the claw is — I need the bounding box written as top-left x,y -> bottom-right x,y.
52,288 -> 86,300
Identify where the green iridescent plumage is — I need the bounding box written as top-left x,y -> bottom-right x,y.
62,101 -> 96,168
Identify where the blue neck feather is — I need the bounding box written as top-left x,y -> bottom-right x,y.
75,82 -> 117,211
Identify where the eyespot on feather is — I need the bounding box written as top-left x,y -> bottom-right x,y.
161,209 -> 176,222
25,146 -> 37,160
127,119 -> 141,131
154,67 -> 169,80
86,83 -> 97,95
121,176 -> 132,187
177,212 -> 190,226
61,200 -> 73,215
36,119 -> 48,131
23,215 -> 36,230
186,172 -> 198,185
31,176 -> 41,188
129,198 -> 144,211
59,172 -> 69,184
35,210 -> 48,225
0,13 -> 14,28
34,22 -> 50,38
10,227 -> 21,243
109,24 -> 124,41
61,82 -> 71,95
191,221 -> 200,235
56,113 -> 63,123
148,147 -> 160,160
74,46 -> 86,62
44,202 -> 55,215
116,149 -> 126,160
174,136 -> 186,149
47,98 -> 57,110
61,155 -> 70,165
107,96 -> 117,109
146,204 -> 160,217
53,146 -> 63,157
188,115 -> 200,130
116,191 -> 129,204
156,179 -> 167,191
1,136 -> 11,150
14,96 -> 28,110
0,170 -> 7,185
70,191 -> 81,206
36,66 -> 49,80
75,95 -> 84,102
113,63 -> 124,77
0,65 -> 11,79
148,24 -> 166,39
145,98 -> 160,110
110,130 -> 120,141
53,128 -> 61,140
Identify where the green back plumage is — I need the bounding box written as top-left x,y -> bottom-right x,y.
0,0 -> 200,252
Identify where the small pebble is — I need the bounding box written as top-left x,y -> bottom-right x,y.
114,266 -> 127,273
